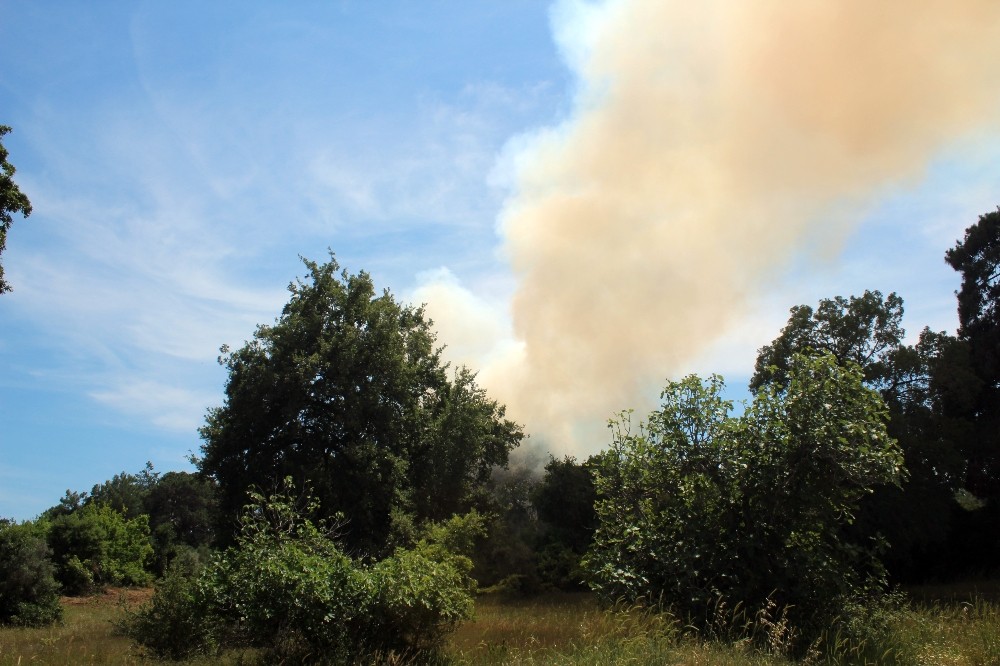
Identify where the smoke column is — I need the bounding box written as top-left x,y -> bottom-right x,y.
472,0 -> 1000,453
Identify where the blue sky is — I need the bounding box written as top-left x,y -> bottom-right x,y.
2,1 -> 999,521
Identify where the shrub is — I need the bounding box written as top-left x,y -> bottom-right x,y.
47,502 -> 152,594
0,519 -> 62,627
124,482 -> 481,663
117,553 -> 212,660
585,353 -> 905,647
370,512 -> 483,655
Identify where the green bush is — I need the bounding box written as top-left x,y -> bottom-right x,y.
124,483 -> 482,663
585,353 -> 905,647
59,555 -> 94,596
370,512 -> 483,655
0,519 -> 62,627
116,554 -> 212,660
47,502 -> 152,594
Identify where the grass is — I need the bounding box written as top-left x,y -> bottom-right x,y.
446,592 -> 793,666
2,585 -> 999,665
446,587 -> 1000,666
0,589 -> 150,665
0,589 -> 250,666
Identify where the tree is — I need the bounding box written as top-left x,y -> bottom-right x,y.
143,471 -> 218,573
198,255 -> 523,556
533,456 -> 597,554
470,455 -> 544,593
0,125 -> 32,294
945,208 -> 1000,500
751,290 -> 906,394
531,456 -> 597,589
750,290 -> 967,580
0,519 -> 61,627
585,354 -> 903,642
42,489 -> 88,519
89,463 -> 159,519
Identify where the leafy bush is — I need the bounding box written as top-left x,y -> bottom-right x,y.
46,502 -> 152,594
0,519 -> 62,627
585,353 -> 905,647
124,483 -> 482,663
116,552 -> 212,660
370,512 -> 483,655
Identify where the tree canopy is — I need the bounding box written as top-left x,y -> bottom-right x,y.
0,125 -> 32,294
748,289 -> 975,578
751,290 -> 907,394
946,208 -> 1000,500
198,255 -> 523,555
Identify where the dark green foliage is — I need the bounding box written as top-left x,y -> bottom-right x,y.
585,354 -> 903,643
0,125 -> 31,294
42,489 -> 87,519
46,503 -> 152,594
40,465 -> 218,579
0,519 -> 62,627
123,482 -> 481,663
471,453 -> 600,594
532,456 -> 597,590
143,471 -> 218,574
946,208 -> 1000,502
533,456 -> 597,554
947,208 -> 1000,382
751,290 -> 970,581
751,290 -> 906,393
89,463 -> 159,519
472,459 -> 544,594
198,255 -> 522,556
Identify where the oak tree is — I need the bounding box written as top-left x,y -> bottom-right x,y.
198,256 -> 522,556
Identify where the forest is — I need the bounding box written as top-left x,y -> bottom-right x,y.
3,122 -> 1000,663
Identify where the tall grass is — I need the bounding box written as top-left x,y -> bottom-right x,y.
448,588 -> 1000,666
447,592 -> 794,666
0,592 -> 147,665
0,590 -> 251,666
2,585 -> 999,665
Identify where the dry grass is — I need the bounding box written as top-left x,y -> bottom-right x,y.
447,586 -> 1000,666
0,589 -> 251,666
0,589 -> 151,665
2,584 -> 999,665
448,592 -> 603,654
446,592 -> 794,665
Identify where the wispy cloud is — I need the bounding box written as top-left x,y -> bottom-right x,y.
90,379 -> 218,432
4,4 -> 565,451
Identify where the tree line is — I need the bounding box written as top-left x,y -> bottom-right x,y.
2,125 -> 1000,658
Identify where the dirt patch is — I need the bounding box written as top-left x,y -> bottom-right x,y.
61,587 -> 153,608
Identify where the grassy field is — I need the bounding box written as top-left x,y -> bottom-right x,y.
2,585 -> 999,665
0,589 -> 150,665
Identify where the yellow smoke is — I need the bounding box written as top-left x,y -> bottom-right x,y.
482,0 -> 1000,453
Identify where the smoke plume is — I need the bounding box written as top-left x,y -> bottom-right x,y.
472,0 -> 1000,454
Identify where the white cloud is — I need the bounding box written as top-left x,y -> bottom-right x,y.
90,379 -> 217,433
